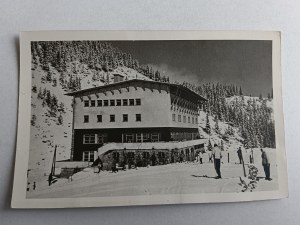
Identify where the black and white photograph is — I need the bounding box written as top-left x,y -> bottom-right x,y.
11,31 -> 287,208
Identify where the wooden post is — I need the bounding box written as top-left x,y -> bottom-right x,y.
49,145 -> 57,186
241,156 -> 246,177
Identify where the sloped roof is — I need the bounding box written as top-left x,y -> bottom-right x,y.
65,79 -> 207,101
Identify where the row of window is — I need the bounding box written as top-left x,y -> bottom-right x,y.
83,151 -> 95,162
82,132 -> 161,144
84,114 -> 142,123
84,99 -> 141,107
170,132 -> 199,141
172,114 -> 198,124
123,133 -> 161,143
83,134 -> 108,144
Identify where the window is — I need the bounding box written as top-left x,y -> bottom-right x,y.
97,100 -> 102,107
172,114 -> 176,121
125,133 -> 134,143
136,133 -> 142,142
136,99 -> 141,105
143,152 -> 150,159
151,133 -> 160,142
129,99 -> 134,106
183,116 -> 186,123
83,151 -> 95,162
90,151 -> 94,162
158,152 -> 165,158
116,99 -> 121,106
84,115 -> 89,123
178,115 -> 181,122
192,117 -> 194,124
83,152 -> 89,161
97,115 -> 102,122
103,100 -> 109,106
110,99 -> 115,106
83,134 -> 96,144
90,100 -> 95,107
110,114 -> 115,122
98,133 -> 108,144
127,152 -> 135,159
135,133 -> 150,143
123,99 -> 128,106
123,114 -> 128,122
195,117 -> 198,124
136,114 -> 141,122
142,133 -> 150,142
84,100 -> 89,107
188,116 -> 190,123
113,152 -> 120,163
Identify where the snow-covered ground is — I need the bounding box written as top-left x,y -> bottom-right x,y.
27,148 -> 277,198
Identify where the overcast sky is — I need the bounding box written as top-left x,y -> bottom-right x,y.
111,40 -> 272,97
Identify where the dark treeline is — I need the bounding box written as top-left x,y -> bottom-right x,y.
31,41 -> 170,90
31,41 -> 275,148
189,81 -> 275,149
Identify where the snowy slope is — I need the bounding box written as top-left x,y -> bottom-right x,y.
198,111 -> 243,152
29,62 -> 150,177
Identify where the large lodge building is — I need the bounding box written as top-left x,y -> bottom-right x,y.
66,76 -> 207,168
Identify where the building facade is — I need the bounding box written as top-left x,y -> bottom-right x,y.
66,78 -> 207,162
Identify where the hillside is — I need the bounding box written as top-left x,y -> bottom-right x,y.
29,62 -> 149,175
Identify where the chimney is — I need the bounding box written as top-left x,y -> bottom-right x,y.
113,74 -> 124,83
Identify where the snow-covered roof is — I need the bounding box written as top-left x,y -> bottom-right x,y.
65,79 -> 207,101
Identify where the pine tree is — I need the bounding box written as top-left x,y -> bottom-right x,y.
52,78 -> 57,87
37,87 -> 43,99
239,86 -> 243,96
58,102 -> 65,113
32,85 -> 37,93
57,114 -> 63,125
205,113 -> 211,134
215,116 -> 220,134
267,93 -> 272,101
46,71 -> 52,82
31,114 -> 36,126
208,139 -> 213,151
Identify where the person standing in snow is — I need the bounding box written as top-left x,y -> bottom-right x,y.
212,143 -> 222,179
111,157 -> 118,173
237,147 -> 243,164
261,148 -> 272,181
208,151 -> 213,163
199,151 -> 203,164
97,157 -> 103,174
179,151 -> 184,163
151,153 -> 157,166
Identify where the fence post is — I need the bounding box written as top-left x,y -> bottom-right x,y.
228,152 -> 229,163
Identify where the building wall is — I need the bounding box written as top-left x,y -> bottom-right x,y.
73,82 -> 172,129
169,93 -> 199,129
71,81 -> 205,161
73,127 -> 173,161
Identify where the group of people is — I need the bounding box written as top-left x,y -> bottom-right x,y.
211,144 -> 272,180
195,144 -> 272,181
95,144 -> 272,181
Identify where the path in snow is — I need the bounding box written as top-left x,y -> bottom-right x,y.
27,158 -> 278,199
